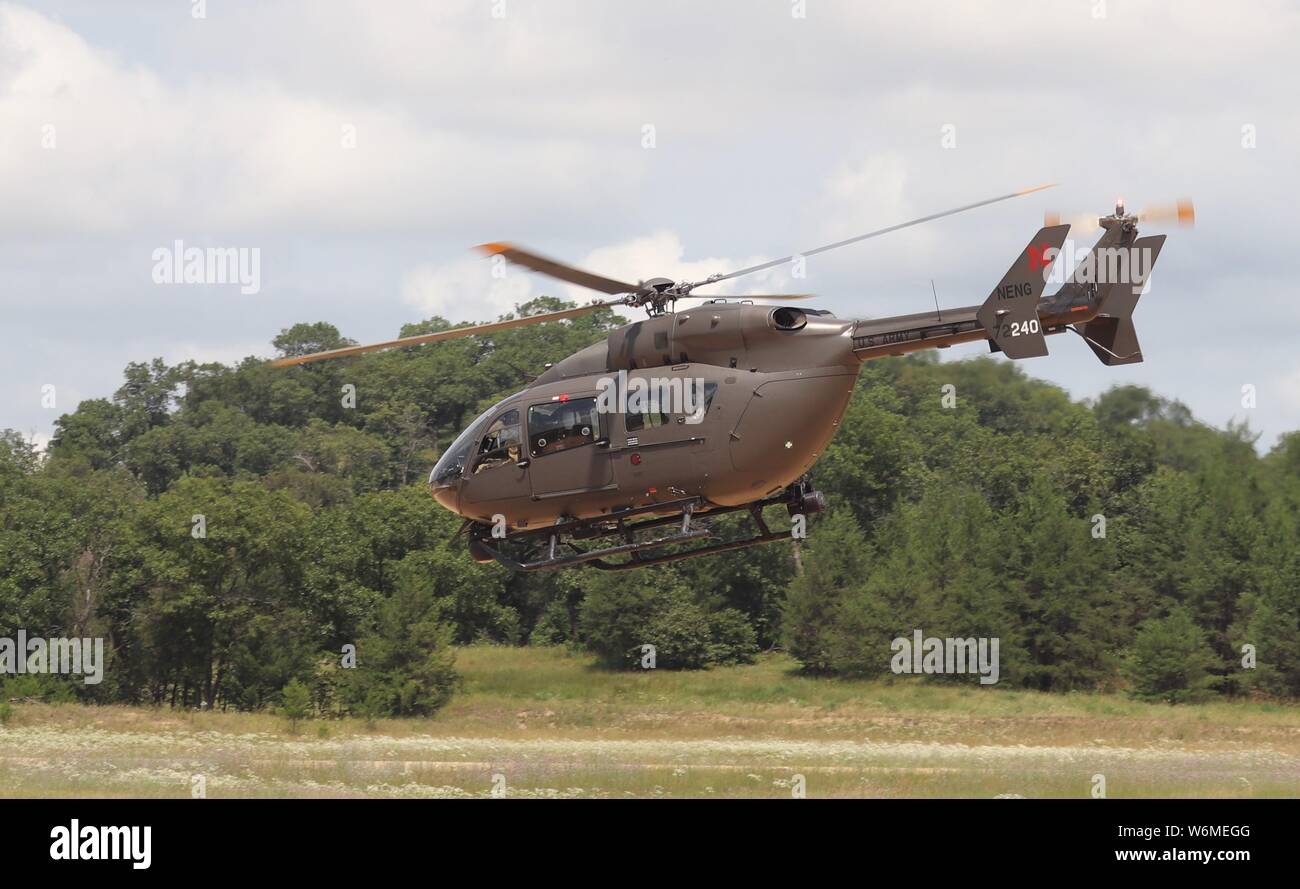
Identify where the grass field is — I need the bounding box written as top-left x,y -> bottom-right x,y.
2,646 -> 1298,798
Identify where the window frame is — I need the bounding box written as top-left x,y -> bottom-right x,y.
527,396 -> 602,459
624,378 -> 718,430
471,407 -> 522,474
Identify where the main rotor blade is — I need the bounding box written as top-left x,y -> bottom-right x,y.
476,242 -> 640,296
269,300 -> 623,367
696,183 -> 1057,287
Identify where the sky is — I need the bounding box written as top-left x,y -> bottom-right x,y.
2,0 -> 1297,450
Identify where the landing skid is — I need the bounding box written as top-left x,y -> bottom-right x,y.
474,493 -> 800,572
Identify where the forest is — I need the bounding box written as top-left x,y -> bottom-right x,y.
2,296 -> 1297,716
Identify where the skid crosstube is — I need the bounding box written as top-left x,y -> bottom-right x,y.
475,494 -> 796,572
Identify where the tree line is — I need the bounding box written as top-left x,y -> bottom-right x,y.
2,297 -> 1297,714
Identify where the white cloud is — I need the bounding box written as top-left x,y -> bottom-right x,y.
819,155 -> 910,234
1273,366 -> 1300,416
25,429 -> 52,454
577,231 -> 793,301
0,3 -> 635,237
400,256 -> 535,323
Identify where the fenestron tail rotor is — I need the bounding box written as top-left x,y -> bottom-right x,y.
274,183 -> 1056,367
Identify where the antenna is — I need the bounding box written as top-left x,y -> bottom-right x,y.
931,279 -> 942,323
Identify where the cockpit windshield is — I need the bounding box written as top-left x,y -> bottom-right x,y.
429,398 -> 510,486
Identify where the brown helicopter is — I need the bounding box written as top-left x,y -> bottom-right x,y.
272,186 -> 1191,571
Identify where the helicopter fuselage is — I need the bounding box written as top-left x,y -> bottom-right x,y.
266,189 -> 1175,569
431,301 -> 860,528
430,275 -> 1135,531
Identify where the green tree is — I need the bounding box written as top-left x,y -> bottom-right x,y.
1125,608 -> 1219,703
273,322 -> 356,359
279,678 -> 312,732
580,570 -> 756,670
782,509 -> 875,674
108,476 -> 312,709
339,560 -> 460,717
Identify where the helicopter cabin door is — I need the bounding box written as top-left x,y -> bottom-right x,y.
525,395 -> 614,499
614,366 -> 715,498
461,406 -> 528,507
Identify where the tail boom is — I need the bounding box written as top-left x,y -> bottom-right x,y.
849,226 -> 1164,366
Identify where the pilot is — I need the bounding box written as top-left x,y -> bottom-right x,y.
475,423 -> 520,472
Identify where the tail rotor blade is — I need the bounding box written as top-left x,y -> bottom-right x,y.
1138,199 -> 1195,227
1045,197 -> 1194,232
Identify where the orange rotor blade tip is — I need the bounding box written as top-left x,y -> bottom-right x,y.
1018,182 -> 1058,195
1044,211 -> 1061,227
475,241 -> 511,255
1177,199 -> 1195,226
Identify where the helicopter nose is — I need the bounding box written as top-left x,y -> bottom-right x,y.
430,480 -> 460,513
428,467 -> 461,512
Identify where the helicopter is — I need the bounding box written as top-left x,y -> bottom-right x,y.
272,186 -> 1191,571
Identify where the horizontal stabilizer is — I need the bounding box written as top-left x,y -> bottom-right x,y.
1078,316 -> 1143,365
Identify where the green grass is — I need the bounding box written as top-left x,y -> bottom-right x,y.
444,646 -> 1300,746
2,646 -> 1298,798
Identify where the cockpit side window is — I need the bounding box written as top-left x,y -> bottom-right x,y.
430,396 -> 510,485
472,409 -> 522,473
528,397 -> 600,458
